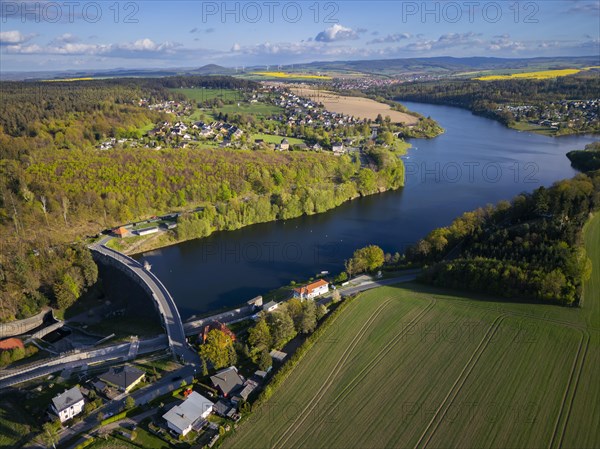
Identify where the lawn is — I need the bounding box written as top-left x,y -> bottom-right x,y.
224,214 -> 600,449
0,399 -> 35,448
250,133 -> 305,145
170,87 -> 243,103
217,102 -> 282,118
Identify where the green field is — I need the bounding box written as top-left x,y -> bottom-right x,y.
217,102 -> 282,118
224,214 -> 600,449
171,87 -> 243,103
250,133 -> 305,145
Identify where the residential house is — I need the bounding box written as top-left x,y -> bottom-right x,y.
332,143 -> 345,155
293,279 -> 329,300
51,386 -> 85,423
162,391 -> 213,436
99,365 -> 145,392
210,366 -> 244,398
279,138 -> 290,151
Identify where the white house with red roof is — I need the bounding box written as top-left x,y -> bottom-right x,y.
293,279 -> 329,300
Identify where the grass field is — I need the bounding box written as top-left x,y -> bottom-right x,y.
224,214 -> 600,449
0,401 -> 34,448
250,133 -> 305,145
510,121 -> 557,136
171,87 -> 244,103
217,102 -> 282,117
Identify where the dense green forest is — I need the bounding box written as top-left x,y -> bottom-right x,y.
405,171 -> 600,304
567,142 -> 600,172
0,77 -> 403,322
371,74 -> 600,135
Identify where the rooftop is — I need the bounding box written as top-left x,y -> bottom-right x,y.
99,365 -> 145,390
210,366 -> 244,396
52,386 -> 84,412
163,391 -> 213,431
293,279 -> 329,295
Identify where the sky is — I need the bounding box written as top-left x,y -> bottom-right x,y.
0,0 -> 599,72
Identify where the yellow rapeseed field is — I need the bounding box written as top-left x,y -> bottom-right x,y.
474,68 -> 595,81
253,71 -> 332,80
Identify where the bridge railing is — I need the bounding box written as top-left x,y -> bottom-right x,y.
90,244 -> 186,354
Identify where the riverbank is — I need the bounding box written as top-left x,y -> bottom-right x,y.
117,188 -> 399,257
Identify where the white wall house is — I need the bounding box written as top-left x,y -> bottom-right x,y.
51,387 -> 85,423
163,391 -> 214,436
293,279 -> 329,300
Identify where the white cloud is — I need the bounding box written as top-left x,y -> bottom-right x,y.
315,24 -> 359,42
367,33 -> 411,45
0,30 -> 33,45
568,1 -> 600,13
4,37 -> 181,58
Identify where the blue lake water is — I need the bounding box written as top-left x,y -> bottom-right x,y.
135,102 -> 597,319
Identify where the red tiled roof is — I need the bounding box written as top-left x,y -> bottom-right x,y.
294,279 -> 329,295
113,227 -> 129,236
0,338 -> 24,351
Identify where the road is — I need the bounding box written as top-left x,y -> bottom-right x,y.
321,270 -> 421,303
0,336 -> 168,389
90,239 -> 199,366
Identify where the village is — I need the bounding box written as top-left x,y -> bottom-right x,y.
496,98 -> 600,131
94,82 -> 408,156
2,274 -> 356,448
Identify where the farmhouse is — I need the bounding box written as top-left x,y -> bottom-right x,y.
210,366 -> 244,397
163,391 -> 213,436
262,301 -> 279,312
99,365 -> 145,392
293,279 -> 329,300
51,386 -> 85,423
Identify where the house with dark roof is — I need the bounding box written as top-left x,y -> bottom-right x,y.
51,386 -> 85,423
210,366 -> 244,397
99,365 -> 145,392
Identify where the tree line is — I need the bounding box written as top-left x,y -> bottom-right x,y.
370,74 -> 600,135
403,171 -> 600,304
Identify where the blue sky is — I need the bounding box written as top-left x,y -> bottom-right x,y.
0,0 -> 598,72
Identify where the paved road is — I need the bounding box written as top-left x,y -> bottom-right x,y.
184,305 -> 256,336
0,336 -> 168,389
90,239 -> 199,366
322,270 -> 421,302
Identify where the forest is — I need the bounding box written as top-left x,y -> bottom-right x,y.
567,142 -> 600,172
0,77 -> 403,322
404,171 -> 600,304
371,73 -> 600,135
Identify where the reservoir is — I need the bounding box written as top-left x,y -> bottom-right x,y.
135,102 -> 597,319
